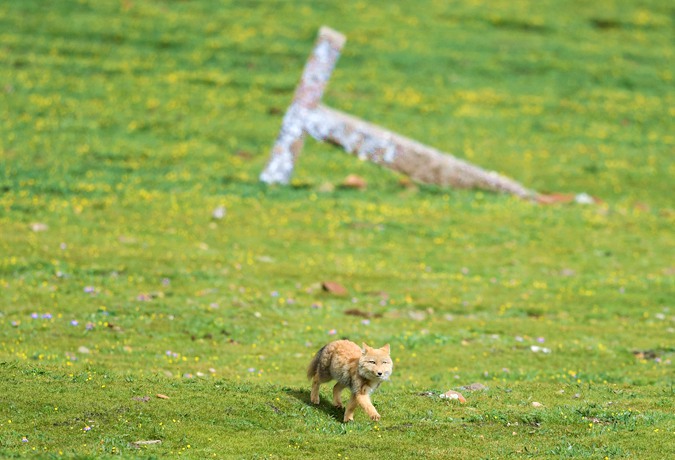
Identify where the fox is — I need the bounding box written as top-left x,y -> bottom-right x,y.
307,340 -> 393,422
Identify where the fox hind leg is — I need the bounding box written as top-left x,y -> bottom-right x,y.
310,374 -> 321,405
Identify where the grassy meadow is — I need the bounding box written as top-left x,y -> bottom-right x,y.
1,0 -> 674,458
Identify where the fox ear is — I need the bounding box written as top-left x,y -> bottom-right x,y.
381,343 -> 390,353
361,343 -> 370,354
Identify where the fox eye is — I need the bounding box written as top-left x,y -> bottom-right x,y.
369,360 -> 376,364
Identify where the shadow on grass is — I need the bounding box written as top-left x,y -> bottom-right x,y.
284,387 -> 345,422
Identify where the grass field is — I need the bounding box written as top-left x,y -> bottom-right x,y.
1,0 -> 673,458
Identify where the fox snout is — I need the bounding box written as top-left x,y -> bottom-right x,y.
378,370 -> 391,380
373,367 -> 391,380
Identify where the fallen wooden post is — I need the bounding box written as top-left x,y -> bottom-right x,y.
260,26 -> 538,200
259,26 -> 345,185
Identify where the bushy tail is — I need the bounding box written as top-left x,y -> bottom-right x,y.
306,345 -> 326,379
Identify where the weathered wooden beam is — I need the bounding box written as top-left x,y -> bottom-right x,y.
260,26 -> 538,199
304,105 -> 536,198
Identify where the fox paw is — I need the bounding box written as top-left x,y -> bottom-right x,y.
310,396 -> 320,405
333,402 -> 343,409
370,413 -> 381,421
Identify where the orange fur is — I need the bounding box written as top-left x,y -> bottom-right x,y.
307,340 -> 393,422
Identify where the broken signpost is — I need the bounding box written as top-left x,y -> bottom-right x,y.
260,26 -> 538,200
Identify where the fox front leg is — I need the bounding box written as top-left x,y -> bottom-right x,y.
343,395 -> 358,422
343,393 -> 380,422
356,394 -> 380,421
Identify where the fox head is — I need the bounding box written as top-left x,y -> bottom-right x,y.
359,343 -> 393,381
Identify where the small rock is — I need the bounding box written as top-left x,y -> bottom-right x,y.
531,401 -> 543,408
462,382 -> 488,392
77,346 -> 91,354
321,281 -> 348,296
530,345 -> 551,354
340,174 -> 367,190
156,394 -> 170,400
575,193 -> 599,205
441,390 -> 467,403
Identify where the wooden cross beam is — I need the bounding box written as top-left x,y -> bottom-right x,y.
260,26 -> 538,200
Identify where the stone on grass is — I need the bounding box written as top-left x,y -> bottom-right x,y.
321,281 -> 348,296
441,390 -> 467,403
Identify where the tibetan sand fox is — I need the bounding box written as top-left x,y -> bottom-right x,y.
307,340 -> 392,422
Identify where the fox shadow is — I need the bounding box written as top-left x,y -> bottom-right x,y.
284,388 -> 345,422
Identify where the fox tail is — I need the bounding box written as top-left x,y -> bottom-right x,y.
306,345 -> 326,379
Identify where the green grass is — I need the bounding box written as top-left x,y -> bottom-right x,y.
1,0 -> 673,458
